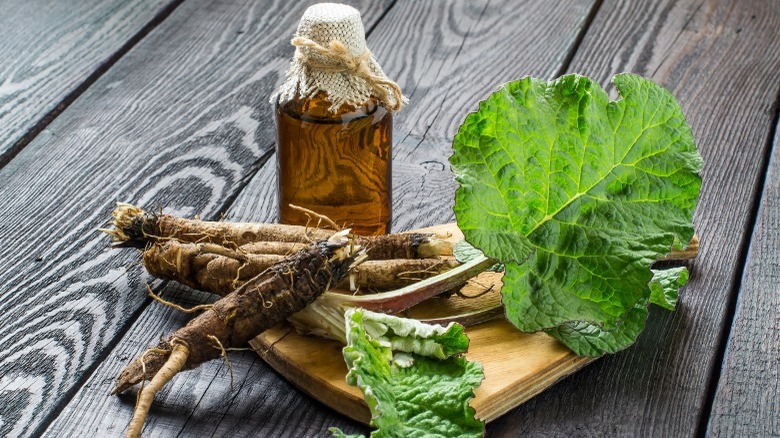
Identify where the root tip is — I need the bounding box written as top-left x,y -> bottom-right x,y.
112,378 -> 131,396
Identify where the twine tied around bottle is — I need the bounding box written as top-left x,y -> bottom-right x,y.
291,36 -> 406,112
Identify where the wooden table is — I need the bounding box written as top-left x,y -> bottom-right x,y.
1,0 -> 777,436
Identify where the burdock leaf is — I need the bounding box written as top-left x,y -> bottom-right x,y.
649,266 -> 689,310
453,240 -> 503,272
451,73 -> 701,356
341,309 -> 484,438
453,240 -> 485,264
544,300 -> 649,357
329,428 -> 364,438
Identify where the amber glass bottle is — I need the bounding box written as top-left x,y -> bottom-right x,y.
276,92 -> 392,235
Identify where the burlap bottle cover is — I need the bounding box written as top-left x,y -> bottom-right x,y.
272,3 -> 407,112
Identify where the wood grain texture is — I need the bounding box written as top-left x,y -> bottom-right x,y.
707,122 -> 780,436
31,1 -> 391,437
227,0 -> 597,233
26,0 -> 777,436
488,0 -> 780,436
0,0 -> 178,167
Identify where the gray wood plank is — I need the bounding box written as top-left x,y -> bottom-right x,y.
27,1 -> 391,437
707,123 -> 780,436
0,0 -> 180,167
487,0 -> 780,436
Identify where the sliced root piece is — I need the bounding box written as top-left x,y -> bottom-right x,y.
287,255 -> 496,342
125,341 -> 189,438
454,277 -> 495,299
417,305 -> 505,327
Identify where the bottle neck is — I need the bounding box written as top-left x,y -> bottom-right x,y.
278,92 -> 381,123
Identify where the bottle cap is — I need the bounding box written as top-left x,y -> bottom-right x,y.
273,3 -> 406,112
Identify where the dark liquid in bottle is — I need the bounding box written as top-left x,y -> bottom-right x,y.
276,93 -> 392,235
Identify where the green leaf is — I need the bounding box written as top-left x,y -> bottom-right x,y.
451,73 -> 701,356
453,240 -> 504,272
544,267 -> 689,354
342,309 -> 484,438
544,300 -> 649,356
649,266 -> 689,310
453,240 -> 485,264
330,428 -> 365,438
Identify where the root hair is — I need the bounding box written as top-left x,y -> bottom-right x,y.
207,335 -> 235,390
146,284 -> 214,314
289,204 -> 342,231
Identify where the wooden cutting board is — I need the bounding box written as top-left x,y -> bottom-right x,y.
250,224 -> 594,424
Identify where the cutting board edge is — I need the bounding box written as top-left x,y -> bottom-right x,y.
250,332 -> 372,424
475,353 -> 595,422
